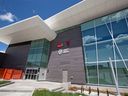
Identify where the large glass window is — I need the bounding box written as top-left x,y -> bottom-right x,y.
81,8 -> 128,87
26,39 -> 50,68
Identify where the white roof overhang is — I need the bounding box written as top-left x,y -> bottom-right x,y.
0,0 -> 128,44
44,0 -> 128,31
0,16 -> 57,44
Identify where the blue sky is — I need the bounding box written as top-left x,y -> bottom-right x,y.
0,0 -> 81,52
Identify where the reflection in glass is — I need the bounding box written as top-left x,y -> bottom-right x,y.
87,63 -> 98,84
117,61 -> 128,86
112,19 -> 128,38
84,44 -> 96,62
81,8 -> 128,87
99,62 -> 114,85
26,39 -> 50,68
82,28 -> 95,44
96,23 -> 112,42
115,37 -> 128,60
98,41 -> 114,61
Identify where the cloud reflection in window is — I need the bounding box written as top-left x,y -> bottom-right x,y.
115,34 -> 128,43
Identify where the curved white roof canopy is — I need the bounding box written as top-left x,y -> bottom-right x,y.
0,16 -> 57,44
0,0 -> 128,44
45,0 -> 128,31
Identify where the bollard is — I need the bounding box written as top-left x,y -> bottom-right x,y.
107,90 -> 109,96
81,85 -> 84,93
89,87 -> 91,94
97,88 -> 99,96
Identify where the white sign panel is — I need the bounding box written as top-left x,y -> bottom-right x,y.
58,48 -> 70,55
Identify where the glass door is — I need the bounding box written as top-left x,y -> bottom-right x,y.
25,68 -> 39,80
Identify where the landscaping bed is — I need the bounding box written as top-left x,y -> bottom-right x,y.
32,89 -> 86,96
0,80 -> 10,85
0,80 -> 14,87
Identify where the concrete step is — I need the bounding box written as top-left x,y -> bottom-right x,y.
52,87 -> 65,92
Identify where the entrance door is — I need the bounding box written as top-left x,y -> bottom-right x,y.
38,68 -> 47,80
62,70 -> 68,83
25,68 -> 39,80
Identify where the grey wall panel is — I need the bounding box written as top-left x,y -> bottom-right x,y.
2,42 -> 31,71
47,26 -> 86,84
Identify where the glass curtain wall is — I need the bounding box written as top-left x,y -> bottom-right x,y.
81,9 -> 128,87
26,39 -> 50,68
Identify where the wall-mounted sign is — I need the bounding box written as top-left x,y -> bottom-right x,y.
57,40 -> 71,55
58,48 -> 70,55
57,41 -> 63,48
57,40 -> 70,48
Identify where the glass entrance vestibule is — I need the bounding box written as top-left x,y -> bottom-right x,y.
25,39 -> 50,80
81,8 -> 128,87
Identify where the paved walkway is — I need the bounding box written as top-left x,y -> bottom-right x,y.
0,80 -> 126,96
0,80 -> 62,96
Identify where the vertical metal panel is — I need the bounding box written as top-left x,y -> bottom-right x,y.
2,42 -> 31,71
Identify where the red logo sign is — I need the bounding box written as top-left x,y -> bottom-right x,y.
57,41 -> 63,48
57,40 -> 70,48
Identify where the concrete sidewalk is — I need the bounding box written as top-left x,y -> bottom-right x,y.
0,80 -> 62,96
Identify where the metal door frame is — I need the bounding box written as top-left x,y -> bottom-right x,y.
25,67 -> 39,80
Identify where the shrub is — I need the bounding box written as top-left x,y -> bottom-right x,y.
124,93 -> 128,96
32,89 -> 86,96
0,80 -> 10,85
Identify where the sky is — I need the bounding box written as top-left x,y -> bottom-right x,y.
0,0 -> 81,52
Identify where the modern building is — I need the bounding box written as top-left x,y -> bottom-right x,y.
0,0 -> 128,87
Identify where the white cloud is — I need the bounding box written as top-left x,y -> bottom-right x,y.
83,35 -> 102,43
0,12 -> 17,22
84,35 -> 96,43
116,34 -> 128,38
115,34 -> 128,43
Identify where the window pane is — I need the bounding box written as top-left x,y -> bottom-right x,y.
96,23 -> 112,42
112,19 -> 128,38
82,28 -> 95,44
98,41 -> 114,61
115,38 -> 128,60
36,54 -> 42,62
86,63 -> 98,84
117,61 -> 128,86
84,44 -> 96,62
99,62 -> 114,85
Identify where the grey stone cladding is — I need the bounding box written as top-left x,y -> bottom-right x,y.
47,26 -> 86,84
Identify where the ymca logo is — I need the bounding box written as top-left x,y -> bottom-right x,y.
57,40 -> 70,55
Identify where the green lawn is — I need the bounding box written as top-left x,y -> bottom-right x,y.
33,89 -> 86,96
0,80 -> 10,85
